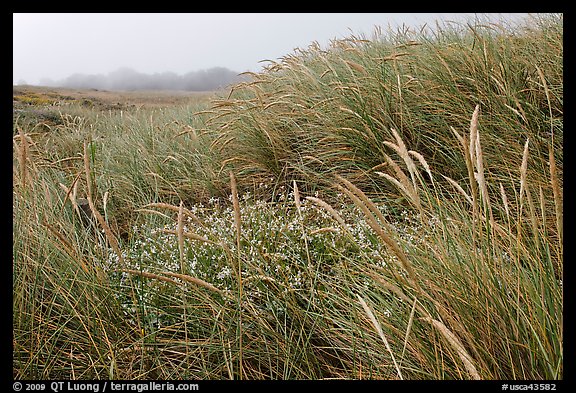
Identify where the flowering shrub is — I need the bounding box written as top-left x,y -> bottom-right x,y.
105,187 -> 425,332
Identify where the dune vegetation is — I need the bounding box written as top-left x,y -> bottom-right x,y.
13,14 -> 562,380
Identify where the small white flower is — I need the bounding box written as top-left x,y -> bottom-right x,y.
217,266 -> 232,280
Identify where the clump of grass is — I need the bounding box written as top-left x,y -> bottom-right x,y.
13,150 -> 135,379
208,14 -> 562,206
94,102 -> 561,378
13,13 -> 561,380
303,105 -> 562,379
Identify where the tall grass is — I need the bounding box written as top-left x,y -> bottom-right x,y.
208,14 -> 562,202
13,13 -> 562,379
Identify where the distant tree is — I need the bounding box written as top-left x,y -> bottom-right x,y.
151,71 -> 181,90
106,68 -> 146,90
60,73 -> 107,90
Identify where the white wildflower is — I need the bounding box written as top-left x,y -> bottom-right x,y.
217,266 -> 232,280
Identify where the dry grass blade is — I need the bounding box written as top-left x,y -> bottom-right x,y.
380,153 -> 417,203
400,297 -> 419,367
390,128 -> 418,185
17,126 -> 28,189
243,274 -> 278,286
89,196 -> 124,266
474,125 -> 490,218
115,269 -> 226,298
293,180 -> 312,267
469,105 -> 491,237
384,129 -> 418,190
177,201 -> 185,275
378,152 -> 426,220
336,176 -> 419,290
305,196 -> 353,239
161,271 -> 226,296
230,172 -> 241,248
535,65 -> 553,125
450,125 -> 464,146
143,202 -> 204,227
83,140 -> 94,200
58,171 -> 82,217
525,186 -> 540,250
83,140 -> 124,266
548,144 -> 562,244
116,268 -> 182,286
376,171 -> 421,211
409,150 -> 433,184
293,180 -> 301,212
43,221 -> 91,274
344,60 -> 367,74
357,294 -> 403,380
519,138 -> 530,206
469,104 -> 480,165
539,186 -> 547,232
421,317 -> 481,380
451,125 -> 479,224
336,175 -> 388,229
367,270 -> 415,305
442,175 -> 473,206
229,171 -> 244,380
499,183 -> 510,222
59,182 -> 77,211
536,64 -> 561,243
135,208 -> 172,220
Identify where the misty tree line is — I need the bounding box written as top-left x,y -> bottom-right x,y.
37,67 -> 246,91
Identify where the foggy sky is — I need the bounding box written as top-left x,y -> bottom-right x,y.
13,13 -> 531,87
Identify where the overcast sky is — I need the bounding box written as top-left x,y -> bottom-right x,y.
13,13 -> 531,85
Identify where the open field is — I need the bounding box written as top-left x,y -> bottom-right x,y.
13,14 -> 562,380
13,85 -> 214,108
13,85 -> 214,128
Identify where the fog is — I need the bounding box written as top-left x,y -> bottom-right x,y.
13,13 -> 532,89
38,67 -> 246,91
